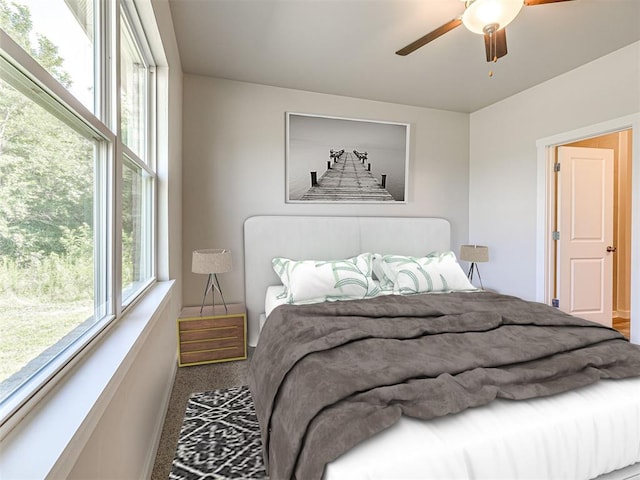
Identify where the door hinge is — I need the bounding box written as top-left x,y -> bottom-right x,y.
552,231 -> 560,241
554,163 -> 561,172
552,298 -> 559,308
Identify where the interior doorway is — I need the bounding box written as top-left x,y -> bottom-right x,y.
547,129 -> 632,337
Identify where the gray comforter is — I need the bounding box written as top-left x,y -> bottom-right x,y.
248,291 -> 640,480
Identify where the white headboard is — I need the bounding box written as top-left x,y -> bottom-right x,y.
243,216 -> 451,346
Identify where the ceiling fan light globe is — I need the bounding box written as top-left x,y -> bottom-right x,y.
462,0 -> 524,34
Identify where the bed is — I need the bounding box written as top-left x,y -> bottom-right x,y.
243,215 -> 640,480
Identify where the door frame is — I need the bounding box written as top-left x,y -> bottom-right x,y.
535,113 -> 640,343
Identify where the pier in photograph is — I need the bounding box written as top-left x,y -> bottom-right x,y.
300,150 -> 395,201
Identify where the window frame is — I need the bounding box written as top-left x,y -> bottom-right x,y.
119,0 -> 157,310
121,153 -> 156,307
0,0 -> 157,433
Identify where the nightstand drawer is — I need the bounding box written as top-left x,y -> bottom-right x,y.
179,335 -> 243,353
178,315 -> 244,333
179,323 -> 242,342
177,304 -> 247,366
179,345 -> 245,366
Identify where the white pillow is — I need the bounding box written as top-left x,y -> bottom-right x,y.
375,251 -> 476,294
272,253 -> 380,304
372,253 -> 394,291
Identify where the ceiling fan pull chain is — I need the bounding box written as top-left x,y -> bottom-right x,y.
488,31 -> 494,77
491,30 -> 496,62
493,33 -> 498,62
484,23 -> 499,77
490,30 -> 497,77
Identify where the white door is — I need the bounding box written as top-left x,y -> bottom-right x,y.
557,146 -> 614,326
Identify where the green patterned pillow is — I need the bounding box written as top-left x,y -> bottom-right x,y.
377,251 -> 476,294
272,253 -> 380,304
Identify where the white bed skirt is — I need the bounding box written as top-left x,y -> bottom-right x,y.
324,376 -> 640,480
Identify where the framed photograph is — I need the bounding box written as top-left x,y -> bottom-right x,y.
285,112 -> 409,203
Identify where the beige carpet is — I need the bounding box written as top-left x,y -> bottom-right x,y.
151,349 -> 253,480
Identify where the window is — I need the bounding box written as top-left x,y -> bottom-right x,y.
120,9 -> 148,159
120,5 -> 154,305
0,0 -> 156,426
122,156 -> 153,304
0,72 -> 105,405
2,0 -> 96,112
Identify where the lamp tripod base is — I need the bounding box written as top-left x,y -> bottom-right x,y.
199,273 -> 228,315
467,262 -> 484,290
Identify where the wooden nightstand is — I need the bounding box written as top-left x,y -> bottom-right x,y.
177,304 -> 247,366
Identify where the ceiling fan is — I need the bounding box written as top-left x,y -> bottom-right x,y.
396,0 -> 575,63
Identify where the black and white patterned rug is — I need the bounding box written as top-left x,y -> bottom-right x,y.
169,385 -> 268,480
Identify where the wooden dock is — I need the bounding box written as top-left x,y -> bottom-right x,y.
300,151 -> 395,201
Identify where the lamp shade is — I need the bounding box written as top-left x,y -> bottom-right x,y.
462,0 -> 523,34
192,249 -> 233,274
460,245 -> 489,263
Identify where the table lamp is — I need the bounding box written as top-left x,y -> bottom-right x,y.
459,245 -> 489,289
192,248 -> 232,314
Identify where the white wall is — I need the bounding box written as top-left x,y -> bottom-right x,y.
469,42 -> 640,302
182,75 -> 470,340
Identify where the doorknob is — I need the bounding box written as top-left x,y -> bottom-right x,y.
606,246 -> 617,253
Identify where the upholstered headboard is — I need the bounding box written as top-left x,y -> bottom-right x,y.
243,216 -> 451,346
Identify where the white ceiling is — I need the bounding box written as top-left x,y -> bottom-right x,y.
168,0 -> 640,113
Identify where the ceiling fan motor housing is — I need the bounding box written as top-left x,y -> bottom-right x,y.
462,0 -> 524,34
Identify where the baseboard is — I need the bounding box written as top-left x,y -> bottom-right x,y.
143,354 -> 178,478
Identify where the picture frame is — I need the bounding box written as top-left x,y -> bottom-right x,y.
285,112 -> 410,203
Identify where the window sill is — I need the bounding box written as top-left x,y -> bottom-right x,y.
0,280 -> 175,479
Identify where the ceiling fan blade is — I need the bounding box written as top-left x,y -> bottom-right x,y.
524,0 -> 574,5
395,18 -> 462,56
484,28 -> 507,62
